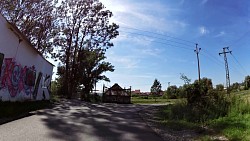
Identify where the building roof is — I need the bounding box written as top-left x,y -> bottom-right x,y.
109,83 -> 123,91
0,14 -> 54,67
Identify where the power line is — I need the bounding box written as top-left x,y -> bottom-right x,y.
118,35 -> 194,51
119,30 -> 194,48
119,26 -> 196,44
230,53 -> 248,75
202,49 -> 245,77
229,30 -> 250,48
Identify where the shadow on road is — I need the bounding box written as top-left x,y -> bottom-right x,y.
37,99 -> 162,141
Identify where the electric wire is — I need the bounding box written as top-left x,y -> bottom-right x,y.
230,53 -> 248,75
118,35 -> 194,51
119,30 -> 194,48
229,30 -> 250,49
119,26 -> 196,44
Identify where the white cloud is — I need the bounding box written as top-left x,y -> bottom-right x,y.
100,0 -> 187,34
201,0 -> 208,5
214,31 -> 225,37
199,26 -> 210,35
107,55 -> 140,69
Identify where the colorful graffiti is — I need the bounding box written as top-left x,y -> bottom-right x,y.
0,58 -> 36,97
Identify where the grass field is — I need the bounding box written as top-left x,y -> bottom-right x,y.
131,96 -> 178,104
157,90 -> 250,140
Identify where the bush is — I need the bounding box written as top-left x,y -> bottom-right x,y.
163,80 -> 231,125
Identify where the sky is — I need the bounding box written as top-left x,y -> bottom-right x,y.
52,0 -> 250,92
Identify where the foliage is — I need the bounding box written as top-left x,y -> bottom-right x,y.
150,79 -> 162,95
131,96 -> 174,104
0,0 -> 58,56
150,79 -> 162,102
158,89 -> 250,140
162,77 -> 230,124
180,73 -> 191,84
216,84 -> 224,91
54,0 -> 119,99
166,85 -> 178,99
231,82 -> 240,92
244,75 -> 250,90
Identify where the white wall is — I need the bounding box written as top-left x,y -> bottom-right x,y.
0,15 -> 53,101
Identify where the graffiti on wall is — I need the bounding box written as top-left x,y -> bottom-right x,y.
0,58 -> 36,97
33,72 -> 42,99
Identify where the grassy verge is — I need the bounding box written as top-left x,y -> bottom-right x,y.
0,100 -> 53,119
157,90 -> 250,140
131,96 -> 177,104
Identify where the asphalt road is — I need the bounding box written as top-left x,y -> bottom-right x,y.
0,100 -> 163,141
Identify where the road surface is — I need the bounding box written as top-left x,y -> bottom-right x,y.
0,100 -> 163,141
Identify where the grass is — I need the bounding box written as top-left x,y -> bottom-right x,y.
0,100 -> 53,119
156,90 -> 250,140
131,96 -> 177,104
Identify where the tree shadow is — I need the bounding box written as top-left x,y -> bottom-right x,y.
37,100 -> 162,141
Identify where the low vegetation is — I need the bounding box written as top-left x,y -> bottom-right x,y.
158,80 -> 250,140
131,96 -> 175,104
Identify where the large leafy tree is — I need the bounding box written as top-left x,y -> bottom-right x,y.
0,0 -> 58,56
78,48 -> 114,100
54,0 -> 119,99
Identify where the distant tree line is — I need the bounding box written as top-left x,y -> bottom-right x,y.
146,74 -> 250,100
164,75 -> 250,99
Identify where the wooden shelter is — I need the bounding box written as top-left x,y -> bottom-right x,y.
102,83 -> 131,104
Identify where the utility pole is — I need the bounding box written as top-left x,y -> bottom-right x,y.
219,47 -> 232,95
168,82 -> 170,87
194,43 -> 201,82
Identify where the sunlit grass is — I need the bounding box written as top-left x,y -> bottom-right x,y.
131,96 -> 177,104
157,90 -> 250,140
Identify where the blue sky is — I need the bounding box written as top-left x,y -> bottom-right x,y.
51,0 -> 250,92
94,0 -> 250,92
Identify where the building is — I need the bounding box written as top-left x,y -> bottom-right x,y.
103,83 -> 131,104
0,14 -> 53,101
132,89 -> 141,95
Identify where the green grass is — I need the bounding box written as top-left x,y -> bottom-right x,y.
208,114 -> 250,141
156,90 -> 250,140
0,100 -> 53,118
131,96 -> 177,104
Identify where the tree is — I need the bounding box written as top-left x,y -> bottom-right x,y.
180,73 -> 191,85
216,84 -> 224,91
166,85 -> 178,99
78,48 -> 114,100
231,82 -> 240,92
0,0 -> 58,56
194,77 -> 213,94
54,0 -> 119,99
150,79 -> 162,100
244,75 -> 250,90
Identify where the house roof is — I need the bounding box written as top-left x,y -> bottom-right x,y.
109,83 -> 123,91
0,14 -> 54,67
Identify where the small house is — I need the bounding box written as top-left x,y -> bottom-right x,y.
103,83 -> 131,104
